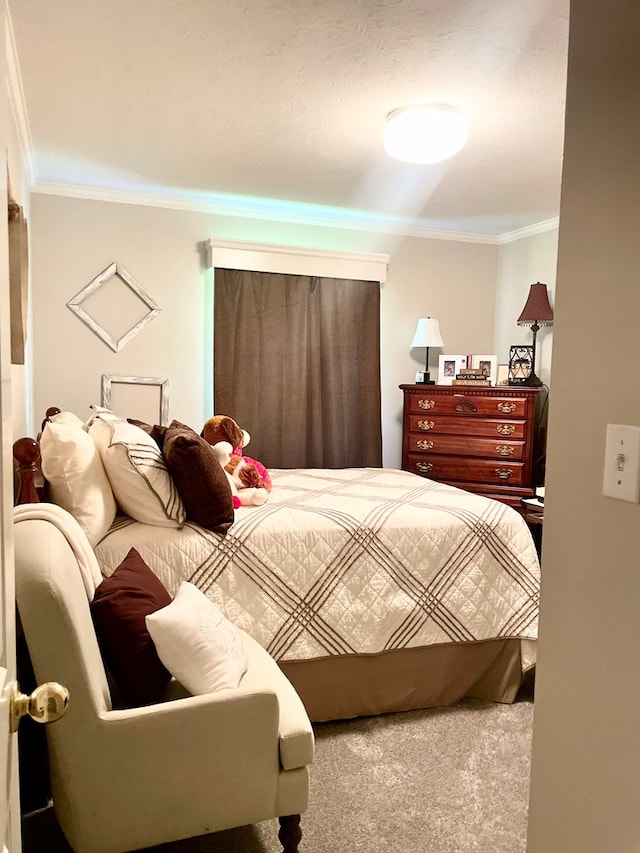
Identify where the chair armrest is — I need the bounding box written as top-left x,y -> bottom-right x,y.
48,689 -> 299,849
240,631 -> 315,770
68,690 -> 285,828
98,687 -> 280,764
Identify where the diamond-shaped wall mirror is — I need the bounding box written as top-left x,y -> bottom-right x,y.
67,262 -> 161,352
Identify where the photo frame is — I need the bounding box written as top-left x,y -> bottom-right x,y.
437,354 -> 467,386
101,375 -> 169,425
496,363 -> 510,386
470,354 -> 498,385
508,345 -> 534,385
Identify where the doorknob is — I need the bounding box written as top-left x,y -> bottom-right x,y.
9,681 -> 69,732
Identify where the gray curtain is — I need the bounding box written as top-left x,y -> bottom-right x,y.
214,268 -> 382,469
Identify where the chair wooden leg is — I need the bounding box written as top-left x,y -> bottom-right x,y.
278,814 -> 302,852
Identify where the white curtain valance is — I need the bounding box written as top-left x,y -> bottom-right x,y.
206,239 -> 389,283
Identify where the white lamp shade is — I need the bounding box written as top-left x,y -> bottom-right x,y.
384,105 -> 469,164
410,317 -> 444,348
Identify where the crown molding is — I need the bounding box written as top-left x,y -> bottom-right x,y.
32,180 -> 503,245
5,3 -> 36,186
31,180 -> 559,245
497,217 -> 559,244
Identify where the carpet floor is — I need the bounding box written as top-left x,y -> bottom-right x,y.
22,691 -> 534,853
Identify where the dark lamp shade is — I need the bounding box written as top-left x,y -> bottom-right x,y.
517,282 -> 554,327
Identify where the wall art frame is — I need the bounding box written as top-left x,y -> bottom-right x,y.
68,262 -> 161,352
101,375 -> 169,425
437,354 -> 467,385
8,196 -> 29,365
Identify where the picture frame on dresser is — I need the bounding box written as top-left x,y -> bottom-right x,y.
496,363 -> 509,386
437,354 -> 467,385
470,354 -> 498,385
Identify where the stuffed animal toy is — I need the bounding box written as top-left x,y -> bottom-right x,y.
201,415 -> 247,452
209,441 -> 268,508
202,414 -> 272,499
225,452 -> 272,492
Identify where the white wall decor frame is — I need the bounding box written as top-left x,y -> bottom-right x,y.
101,375 -> 169,425
67,262 -> 161,352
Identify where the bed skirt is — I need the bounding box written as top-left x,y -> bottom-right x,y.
279,638 -> 530,722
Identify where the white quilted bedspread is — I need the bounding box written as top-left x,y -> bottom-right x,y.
94,468 -> 540,665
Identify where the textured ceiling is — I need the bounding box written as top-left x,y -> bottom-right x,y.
9,0 -> 569,237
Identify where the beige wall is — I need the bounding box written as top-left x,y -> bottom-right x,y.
495,229 -> 559,387
527,2 -> 640,850
29,194 -> 504,467
382,234 -> 499,466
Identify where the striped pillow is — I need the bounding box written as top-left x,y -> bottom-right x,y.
88,409 -> 185,528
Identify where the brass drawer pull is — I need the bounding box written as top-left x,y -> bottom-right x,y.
496,424 -> 515,435
495,468 -> 513,480
496,445 -> 515,457
417,399 -> 436,410
416,439 -> 434,450
417,420 -> 435,431
497,402 -> 517,413
416,462 -> 434,474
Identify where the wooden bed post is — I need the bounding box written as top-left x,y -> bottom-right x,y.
12,406 -> 60,505
13,437 -> 42,505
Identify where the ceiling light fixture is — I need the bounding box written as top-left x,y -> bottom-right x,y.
384,104 -> 469,164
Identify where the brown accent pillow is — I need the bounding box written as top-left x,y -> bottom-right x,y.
126,418 -> 168,451
91,548 -> 172,707
162,420 -> 234,534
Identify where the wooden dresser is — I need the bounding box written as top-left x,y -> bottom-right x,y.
400,384 -> 540,508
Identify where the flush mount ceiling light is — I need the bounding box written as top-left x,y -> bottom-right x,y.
383,104 -> 469,164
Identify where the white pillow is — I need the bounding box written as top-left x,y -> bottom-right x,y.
145,582 -> 248,694
88,410 -> 185,528
40,418 -> 117,546
48,410 -> 87,430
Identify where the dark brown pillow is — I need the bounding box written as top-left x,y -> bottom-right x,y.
126,418 -> 168,451
162,420 -> 234,534
91,548 -> 172,707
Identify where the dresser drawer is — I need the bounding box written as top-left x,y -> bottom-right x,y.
409,392 -> 527,418
406,453 -> 526,487
406,433 -> 525,461
408,414 -> 527,440
407,393 -> 529,418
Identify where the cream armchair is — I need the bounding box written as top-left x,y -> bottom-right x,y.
14,507 -> 314,853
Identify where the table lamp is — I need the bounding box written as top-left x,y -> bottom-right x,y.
516,282 -> 554,387
410,317 -> 444,384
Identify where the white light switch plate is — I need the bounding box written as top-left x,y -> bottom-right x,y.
602,424 -> 640,502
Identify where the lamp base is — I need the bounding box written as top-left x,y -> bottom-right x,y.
415,371 -> 435,385
523,372 -> 544,387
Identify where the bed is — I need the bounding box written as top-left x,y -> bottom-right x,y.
13,408 -> 540,722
